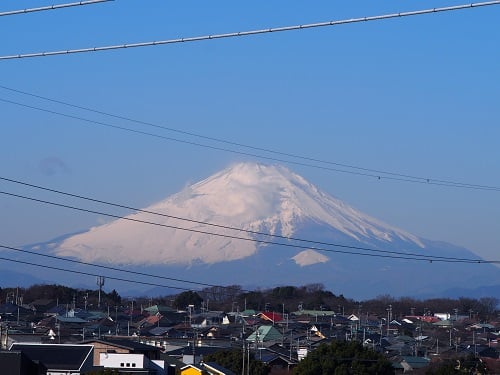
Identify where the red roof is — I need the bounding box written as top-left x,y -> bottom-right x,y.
259,312 -> 283,323
406,315 -> 440,323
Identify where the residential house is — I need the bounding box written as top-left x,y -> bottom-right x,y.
81,338 -> 162,367
393,355 -> 431,373
9,343 -> 94,375
29,300 -> 57,316
258,312 -> 283,325
165,344 -> 227,365
99,352 -> 169,374
200,361 -> 236,375
255,347 -> 297,374
180,363 -> 207,375
0,302 -> 33,322
246,326 -> 284,347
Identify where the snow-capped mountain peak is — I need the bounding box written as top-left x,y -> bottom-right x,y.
55,162 -> 424,265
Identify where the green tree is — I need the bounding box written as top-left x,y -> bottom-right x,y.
272,286 -> 299,299
86,369 -> 119,375
238,290 -> 265,310
173,290 -> 203,309
107,289 -> 121,304
293,340 -> 394,375
425,353 -> 488,374
204,349 -> 269,375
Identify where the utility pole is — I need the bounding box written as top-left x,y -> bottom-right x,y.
130,299 -> 134,323
5,324 -> 9,349
241,313 -> 247,375
386,304 -> 392,337
115,306 -> 119,335
241,340 -> 245,375
96,276 -> 105,309
16,287 -> 20,326
247,343 -> 250,375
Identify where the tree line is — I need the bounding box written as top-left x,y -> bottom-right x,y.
1,283 -> 497,321
0,284 -> 121,310
168,283 -> 498,321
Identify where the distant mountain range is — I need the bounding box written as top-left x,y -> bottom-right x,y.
3,162 -> 499,300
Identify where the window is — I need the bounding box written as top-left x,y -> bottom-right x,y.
120,363 -> 124,367
132,363 -> 136,367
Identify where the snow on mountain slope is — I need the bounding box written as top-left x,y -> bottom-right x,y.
292,250 -> 330,266
55,162 -> 424,265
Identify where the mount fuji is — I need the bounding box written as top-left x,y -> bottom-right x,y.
16,163 -> 500,299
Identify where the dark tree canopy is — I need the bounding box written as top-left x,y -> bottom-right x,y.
204,349 -> 269,375
87,369 -> 119,375
292,340 -> 394,375
424,353 -> 488,375
173,290 -> 203,309
0,284 -> 122,311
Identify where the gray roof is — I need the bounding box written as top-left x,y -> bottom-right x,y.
55,316 -> 88,323
149,326 -> 173,336
203,361 -> 237,375
81,338 -> 160,352
401,356 -> 431,369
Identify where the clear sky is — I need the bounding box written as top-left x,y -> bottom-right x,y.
1,0 -> 499,266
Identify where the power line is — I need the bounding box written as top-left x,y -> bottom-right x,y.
0,0 -> 113,17
1,85 -> 498,192
0,97 -> 411,183
0,244 -> 247,294
2,97 -> 500,192
2,175 -> 497,263
0,255 -> 202,292
1,1 -> 498,60
0,189 -> 497,264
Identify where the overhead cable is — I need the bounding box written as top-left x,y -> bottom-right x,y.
1,189 -> 497,264
2,98 -> 500,192
0,0 -> 113,17
1,1 -> 499,59
1,86 -> 498,192
0,243 -> 246,293
2,175 -> 498,263
0,255 -> 201,292
0,244 -> 244,289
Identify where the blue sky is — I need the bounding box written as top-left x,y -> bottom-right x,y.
1,0 -> 499,266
